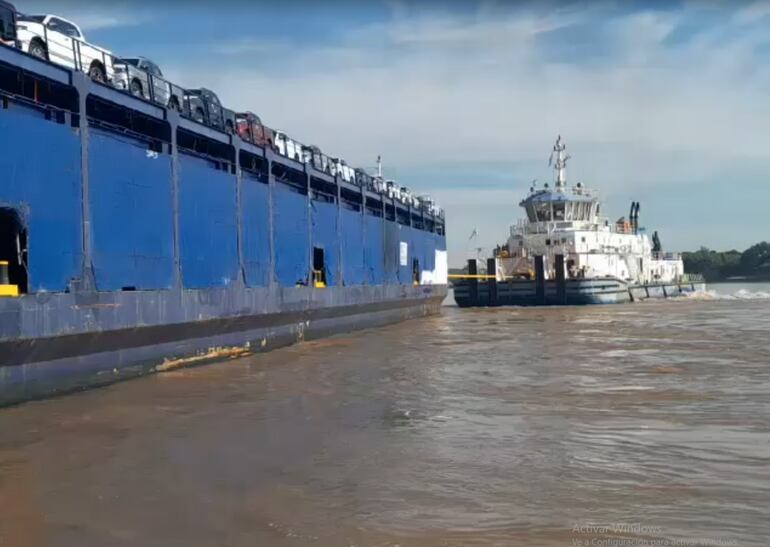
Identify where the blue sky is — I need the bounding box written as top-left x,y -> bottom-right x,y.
21,0 -> 770,264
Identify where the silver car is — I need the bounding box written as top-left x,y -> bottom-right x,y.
113,56 -> 182,110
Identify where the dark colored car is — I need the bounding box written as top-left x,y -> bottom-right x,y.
235,111 -> 274,148
354,168 -> 373,189
304,144 -> 327,172
184,88 -> 236,134
0,1 -> 18,48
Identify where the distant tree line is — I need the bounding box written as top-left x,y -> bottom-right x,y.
682,242 -> 770,281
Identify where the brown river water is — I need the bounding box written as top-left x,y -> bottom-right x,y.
0,284 -> 769,547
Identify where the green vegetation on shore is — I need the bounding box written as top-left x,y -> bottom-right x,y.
682,242 -> 770,282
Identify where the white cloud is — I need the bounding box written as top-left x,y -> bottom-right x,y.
733,0 -> 770,24
158,4 -> 770,254
70,13 -> 137,31
19,1 -> 149,31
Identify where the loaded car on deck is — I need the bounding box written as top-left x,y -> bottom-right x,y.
273,130 -> 305,162
330,158 -> 355,183
0,1 -> 19,48
15,14 -> 114,82
184,87 -> 236,134
113,56 -> 183,110
235,111 -> 274,149
354,168 -> 373,190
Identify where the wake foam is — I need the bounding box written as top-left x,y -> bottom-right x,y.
688,288 -> 770,300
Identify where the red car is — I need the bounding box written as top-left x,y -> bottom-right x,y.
236,111 -> 275,149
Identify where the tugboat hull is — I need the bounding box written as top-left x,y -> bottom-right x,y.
454,277 -> 706,307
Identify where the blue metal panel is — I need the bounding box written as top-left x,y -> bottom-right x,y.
88,83 -> 164,119
436,232 -> 447,251
340,207 -> 364,285
428,230 -> 437,270
178,154 -> 238,288
0,45 -> 69,84
0,106 -> 82,292
89,130 -> 174,291
273,184 -> 308,287
411,227 -> 434,272
364,214 -> 384,285
178,118 -> 230,144
397,224 -> 415,284
311,199 -> 338,286
408,227 -> 420,275
241,174 -> 270,287
383,220 -> 400,284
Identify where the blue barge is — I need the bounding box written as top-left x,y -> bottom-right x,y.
0,44 -> 447,406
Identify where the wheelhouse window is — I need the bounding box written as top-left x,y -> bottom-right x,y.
525,203 -> 537,222
534,202 -> 552,222
553,203 -> 565,221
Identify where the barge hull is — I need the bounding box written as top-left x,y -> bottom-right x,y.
0,45 -> 448,406
0,285 -> 446,406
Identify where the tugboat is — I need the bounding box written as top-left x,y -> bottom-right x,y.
453,136 -> 705,306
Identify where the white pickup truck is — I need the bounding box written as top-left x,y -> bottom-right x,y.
274,131 -> 305,163
16,14 -> 114,82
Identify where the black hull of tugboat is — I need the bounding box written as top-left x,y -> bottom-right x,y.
454,278 -> 706,307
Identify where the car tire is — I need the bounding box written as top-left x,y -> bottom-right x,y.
225,120 -> 234,135
168,97 -> 180,111
88,62 -> 106,83
129,79 -> 143,97
194,107 -> 205,123
28,40 -> 47,60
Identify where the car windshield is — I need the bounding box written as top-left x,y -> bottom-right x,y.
120,58 -> 140,67
48,18 -> 80,38
145,61 -> 163,77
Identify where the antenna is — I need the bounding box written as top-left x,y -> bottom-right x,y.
550,135 -> 570,188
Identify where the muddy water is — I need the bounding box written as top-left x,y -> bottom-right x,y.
0,287 -> 769,546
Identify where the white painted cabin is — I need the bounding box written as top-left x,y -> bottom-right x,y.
498,137 -> 684,285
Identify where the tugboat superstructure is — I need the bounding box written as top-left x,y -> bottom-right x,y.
503,136 -> 683,285
454,137 -> 705,307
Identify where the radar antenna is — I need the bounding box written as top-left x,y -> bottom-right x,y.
549,135 -> 570,188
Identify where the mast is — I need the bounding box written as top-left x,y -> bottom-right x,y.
548,135 -> 570,189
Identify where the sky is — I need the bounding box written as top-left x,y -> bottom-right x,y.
20,0 -> 770,265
